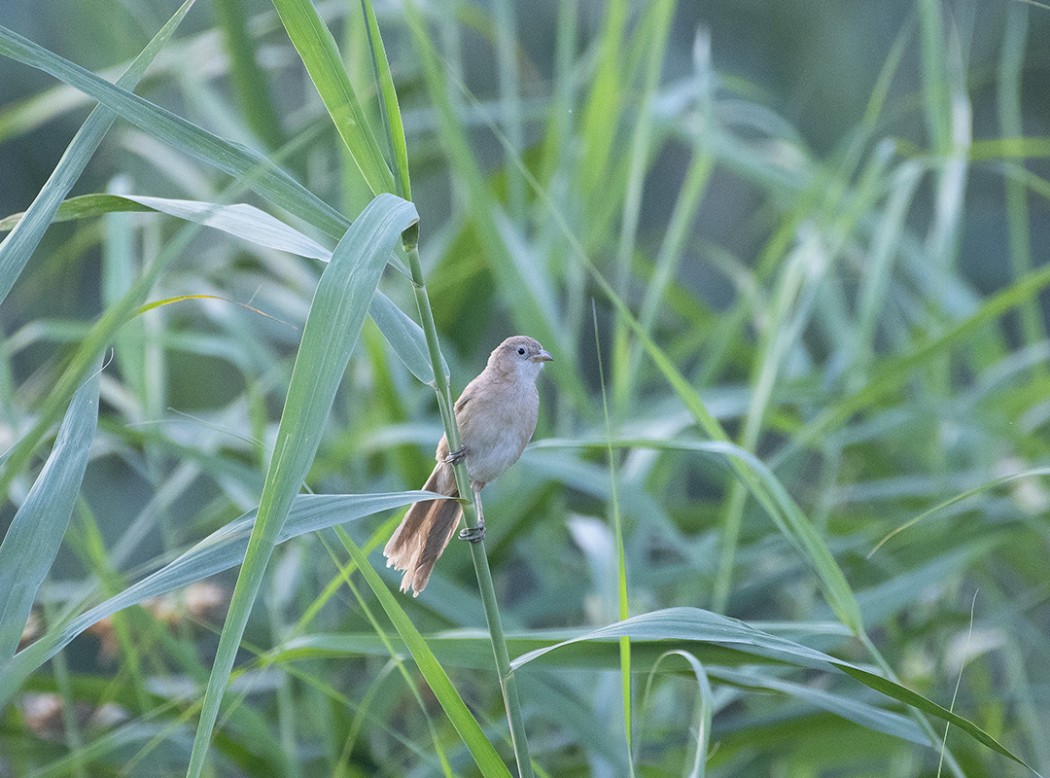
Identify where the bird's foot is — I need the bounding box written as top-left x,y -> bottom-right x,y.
444,447 -> 467,466
458,518 -> 485,543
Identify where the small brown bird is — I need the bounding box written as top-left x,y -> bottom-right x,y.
384,335 -> 552,595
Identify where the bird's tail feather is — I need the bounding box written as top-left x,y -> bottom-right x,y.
383,464 -> 461,596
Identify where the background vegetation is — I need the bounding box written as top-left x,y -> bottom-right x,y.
1,0 -> 1049,775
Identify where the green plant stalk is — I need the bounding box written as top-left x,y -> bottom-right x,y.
43,598 -> 87,778
403,243 -> 534,778
269,592 -> 303,778
593,308 -> 634,770
609,0 -> 676,417
998,2 -> 1044,349
492,0 -> 524,218
712,142 -> 895,613
214,0 -> 284,150
712,241 -> 814,613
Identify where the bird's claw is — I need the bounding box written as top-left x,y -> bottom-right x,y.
444,447 -> 467,466
458,520 -> 485,543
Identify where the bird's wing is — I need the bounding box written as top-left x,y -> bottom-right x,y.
454,380 -> 478,414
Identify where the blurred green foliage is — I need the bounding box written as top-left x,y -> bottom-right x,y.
1,0 -> 1049,775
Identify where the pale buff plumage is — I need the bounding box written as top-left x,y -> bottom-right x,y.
383,336 -> 552,595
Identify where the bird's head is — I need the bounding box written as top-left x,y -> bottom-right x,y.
488,335 -> 553,381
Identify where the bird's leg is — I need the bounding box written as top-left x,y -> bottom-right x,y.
458,486 -> 486,543
444,447 -> 467,466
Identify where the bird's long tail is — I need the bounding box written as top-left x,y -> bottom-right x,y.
383,464 -> 461,595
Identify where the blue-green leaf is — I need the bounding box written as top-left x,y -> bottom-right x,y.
186,192 -> 418,777
0,360 -> 101,659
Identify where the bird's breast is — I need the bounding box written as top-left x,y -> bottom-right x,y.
456,382 -> 539,486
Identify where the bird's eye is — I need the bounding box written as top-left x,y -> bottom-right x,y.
517,347 -> 526,355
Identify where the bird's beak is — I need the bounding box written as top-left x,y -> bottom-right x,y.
532,349 -> 554,363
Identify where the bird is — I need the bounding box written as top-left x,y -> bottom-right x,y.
383,335 -> 553,596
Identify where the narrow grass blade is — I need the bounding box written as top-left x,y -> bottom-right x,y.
186,193 -> 418,777
592,309 -> 633,764
271,0 -> 394,195
640,651 -> 713,778
577,0 -> 627,202
368,290 -> 439,385
0,359 -> 101,659
0,491 -> 431,706
0,193 -> 152,231
709,667 -> 924,746
869,467 -> 1050,557
1,193 -> 436,384
213,0 -> 284,150
360,0 -> 411,201
128,195 -> 331,257
337,533 -> 513,777
0,0 -> 195,306
511,607 -> 1033,770
0,23 -> 349,239
918,0 -> 950,152
610,0 -> 678,405
533,430 -> 864,638
512,608 -> 840,671
784,261 -> 1050,459
268,631 -> 821,672
836,664 -> 1033,770
399,0 -> 580,403
491,0 -> 523,216
968,137 -> 1050,161
997,2 -> 1044,346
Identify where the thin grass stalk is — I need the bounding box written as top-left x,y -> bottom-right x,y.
711,240 -> 817,613
213,0 -> 283,149
537,0 -> 577,188
609,0 -> 674,416
919,4 -> 970,433
359,0 -> 410,202
269,588 -> 303,778
593,307 -> 634,772
310,11 -> 531,762
997,3 -> 1044,349
492,0 -> 524,218
713,141 -> 895,611
619,146 -> 713,409
43,599 -> 87,778
435,3 -> 467,210
403,243 -> 534,777
578,0 -> 627,223
72,502 -> 154,714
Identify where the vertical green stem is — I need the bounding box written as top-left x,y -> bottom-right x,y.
403,241 -> 534,777
43,598 -> 87,778
492,0 -> 524,219
213,0 -> 284,149
594,308 -> 634,770
998,3 -> 1044,348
